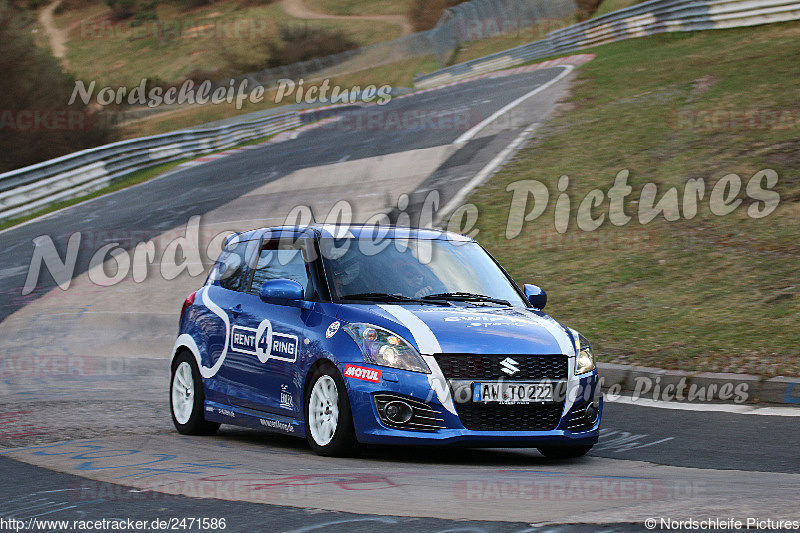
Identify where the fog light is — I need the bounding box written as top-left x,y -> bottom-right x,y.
584,402 -> 599,426
384,401 -> 413,424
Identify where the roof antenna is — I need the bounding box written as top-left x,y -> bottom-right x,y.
308,205 -> 317,226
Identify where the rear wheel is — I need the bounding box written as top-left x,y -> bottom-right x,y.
537,444 -> 593,459
304,366 -> 358,456
170,351 -> 220,436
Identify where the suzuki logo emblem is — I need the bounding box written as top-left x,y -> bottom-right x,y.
500,357 -> 520,376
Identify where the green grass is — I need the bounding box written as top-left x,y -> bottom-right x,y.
54,0 -> 402,87
593,0 -> 648,18
305,0 -> 410,16
329,54 -> 438,89
467,22 -> 800,377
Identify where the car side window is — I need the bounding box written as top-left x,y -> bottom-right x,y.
218,239 -> 254,292
248,244 -> 310,297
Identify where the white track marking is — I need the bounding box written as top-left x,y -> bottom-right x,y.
435,66 -> 575,223
608,395 -> 800,416
453,65 -> 573,145
517,308 -> 575,356
437,122 -> 540,225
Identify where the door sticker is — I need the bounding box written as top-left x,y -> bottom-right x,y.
230,319 -> 298,363
326,321 -> 341,339
344,364 -> 382,383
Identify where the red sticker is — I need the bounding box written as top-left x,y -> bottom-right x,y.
344,364 -> 382,383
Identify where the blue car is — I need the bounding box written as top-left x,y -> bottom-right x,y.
170,225 -> 601,457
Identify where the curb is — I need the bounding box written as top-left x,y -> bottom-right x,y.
597,362 -> 800,407
413,54 -> 595,90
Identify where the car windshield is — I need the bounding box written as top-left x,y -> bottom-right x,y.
320,237 -> 528,306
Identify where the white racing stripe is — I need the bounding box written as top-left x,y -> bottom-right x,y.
197,286 -> 231,379
377,304 -> 457,415
512,309 -> 580,415
377,305 -> 441,354
517,308 -> 575,356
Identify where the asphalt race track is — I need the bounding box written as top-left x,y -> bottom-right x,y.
1,67 -> 799,532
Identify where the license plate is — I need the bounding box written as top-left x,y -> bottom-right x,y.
473,382 -> 554,404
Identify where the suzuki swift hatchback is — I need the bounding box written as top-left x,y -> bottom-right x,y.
170,225 -> 601,457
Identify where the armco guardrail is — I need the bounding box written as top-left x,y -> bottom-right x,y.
5,0 -> 799,224
415,0 -> 800,88
0,112 -> 300,222
120,0 -> 575,125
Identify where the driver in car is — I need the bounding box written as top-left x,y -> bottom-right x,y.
329,247 -> 445,300
396,262 -> 438,299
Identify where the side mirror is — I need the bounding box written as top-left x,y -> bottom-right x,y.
259,279 -> 311,309
523,284 -> 547,309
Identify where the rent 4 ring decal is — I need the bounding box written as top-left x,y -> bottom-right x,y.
344,364 -> 382,383
230,319 -> 298,363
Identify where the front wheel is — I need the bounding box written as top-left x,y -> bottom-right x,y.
537,444 -> 593,459
304,366 -> 358,456
170,352 -> 220,436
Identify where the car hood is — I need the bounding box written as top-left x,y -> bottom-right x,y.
336,304 -> 577,356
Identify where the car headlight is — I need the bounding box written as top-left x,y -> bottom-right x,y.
574,333 -> 596,375
344,323 -> 431,374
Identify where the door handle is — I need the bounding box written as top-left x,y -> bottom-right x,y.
229,304 -> 243,316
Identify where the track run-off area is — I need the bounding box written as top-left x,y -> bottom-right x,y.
1,63 -> 799,531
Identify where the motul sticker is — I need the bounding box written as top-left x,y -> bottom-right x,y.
344,364 -> 381,383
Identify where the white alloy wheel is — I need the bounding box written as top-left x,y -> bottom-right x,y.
308,375 -> 340,446
171,361 -> 195,425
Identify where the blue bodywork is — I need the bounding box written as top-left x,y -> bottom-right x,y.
172,225 -> 601,447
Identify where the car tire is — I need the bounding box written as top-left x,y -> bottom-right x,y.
170,351 -> 220,436
304,365 -> 359,457
537,444 -> 593,459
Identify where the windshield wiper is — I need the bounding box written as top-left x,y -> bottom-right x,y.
340,293 -> 451,305
421,292 -> 511,306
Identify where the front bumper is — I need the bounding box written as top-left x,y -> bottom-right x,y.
343,364 -> 602,447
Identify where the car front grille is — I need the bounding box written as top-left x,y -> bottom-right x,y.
454,402 -> 564,431
433,354 -> 569,431
434,354 -> 568,381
